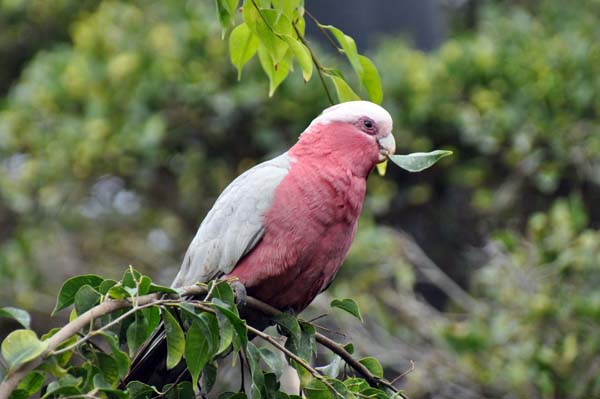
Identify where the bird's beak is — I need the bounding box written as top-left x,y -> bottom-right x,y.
376,133 -> 396,176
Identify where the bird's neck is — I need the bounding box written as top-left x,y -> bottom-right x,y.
290,122 -> 379,179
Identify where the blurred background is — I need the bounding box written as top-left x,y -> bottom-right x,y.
0,0 -> 599,397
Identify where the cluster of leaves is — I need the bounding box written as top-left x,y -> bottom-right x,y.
0,0 -> 100,94
0,268 -> 400,399
218,0 -> 382,103
439,196 -> 600,398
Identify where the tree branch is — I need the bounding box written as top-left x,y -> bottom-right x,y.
246,297 -> 407,397
0,285 -> 407,399
0,287 -> 206,399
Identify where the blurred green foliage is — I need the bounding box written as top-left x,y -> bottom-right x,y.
0,0 -> 100,95
0,0 -> 599,398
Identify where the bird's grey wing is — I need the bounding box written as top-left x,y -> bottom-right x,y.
171,152 -> 293,288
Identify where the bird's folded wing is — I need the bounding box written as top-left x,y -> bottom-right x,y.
171,152 -> 292,287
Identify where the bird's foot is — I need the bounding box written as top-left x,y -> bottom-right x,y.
230,280 -> 247,308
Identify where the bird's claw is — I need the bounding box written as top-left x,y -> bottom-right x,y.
230,280 -> 247,308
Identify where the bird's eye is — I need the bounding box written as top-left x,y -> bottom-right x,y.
363,119 -> 373,129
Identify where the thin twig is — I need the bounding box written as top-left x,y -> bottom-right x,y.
390,360 -> 415,385
246,297 -> 407,397
307,313 -> 328,323
292,22 -> 334,104
304,9 -> 341,53
246,324 -> 345,398
311,323 -> 347,339
51,299 -> 178,356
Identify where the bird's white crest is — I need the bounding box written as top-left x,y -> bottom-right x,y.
308,101 -> 393,133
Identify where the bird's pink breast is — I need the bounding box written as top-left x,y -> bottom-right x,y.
228,151 -> 367,313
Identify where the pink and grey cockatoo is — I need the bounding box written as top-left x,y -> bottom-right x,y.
126,100 -> 396,386
171,100 -> 396,312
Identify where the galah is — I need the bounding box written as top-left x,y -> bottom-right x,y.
172,100 -> 396,312
126,100 -> 396,386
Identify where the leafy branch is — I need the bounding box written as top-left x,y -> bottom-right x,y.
0,269 -> 408,399
219,0 -> 383,104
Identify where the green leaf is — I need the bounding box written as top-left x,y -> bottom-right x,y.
343,343 -> 354,354
98,279 -> 117,295
229,23 -> 259,80
138,276 -> 152,295
315,355 -> 343,378
126,314 -> 149,357
275,313 -> 301,342
106,284 -> 130,300
304,379 -> 333,399
358,357 -> 383,378
16,371 -> 45,396
95,352 -> 120,385
242,0 -> 259,31
328,74 -> 361,103
285,321 -> 316,362
357,55 -> 383,104
330,298 -> 363,322
142,305 -> 161,336
360,387 -> 388,399
53,274 -> 103,314
74,284 -> 101,315
210,280 -> 236,309
215,310 -> 234,355
257,44 -> 291,97
126,381 -> 156,399
246,342 -> 266,399
0,307 -> 31,329
320,25 -> 362,77
1,330 -> 48,371
166,381 -> 195,399
200,363 -> 218,394
284,36 -> 313,81
216,0 -> 239,29
162,309 -> 185,370
148,283 -> 178,295
212,299 -> 248,349
388,150 -> 453,173
98,388 -> 128,399
8,389 -> 29,399
249,8 -> 292,64
185,319 -> 214,389
343,378 -> 368,393
328,379 -> 354,399
100,332 -> 130,379
41,384 -> 82,399
298,322 -> 316,361
259,347 -> 285,379
272,0 -> 298,20
290,359 -> 312,388
122,267 -> 142,290
197,312 -> 220,355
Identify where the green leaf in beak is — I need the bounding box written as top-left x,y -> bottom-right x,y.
376,159 -> 388,176
388,150 -> 453,172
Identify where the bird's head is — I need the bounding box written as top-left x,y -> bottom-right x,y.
295,101 -> 396,176
310,101 -> 396,162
